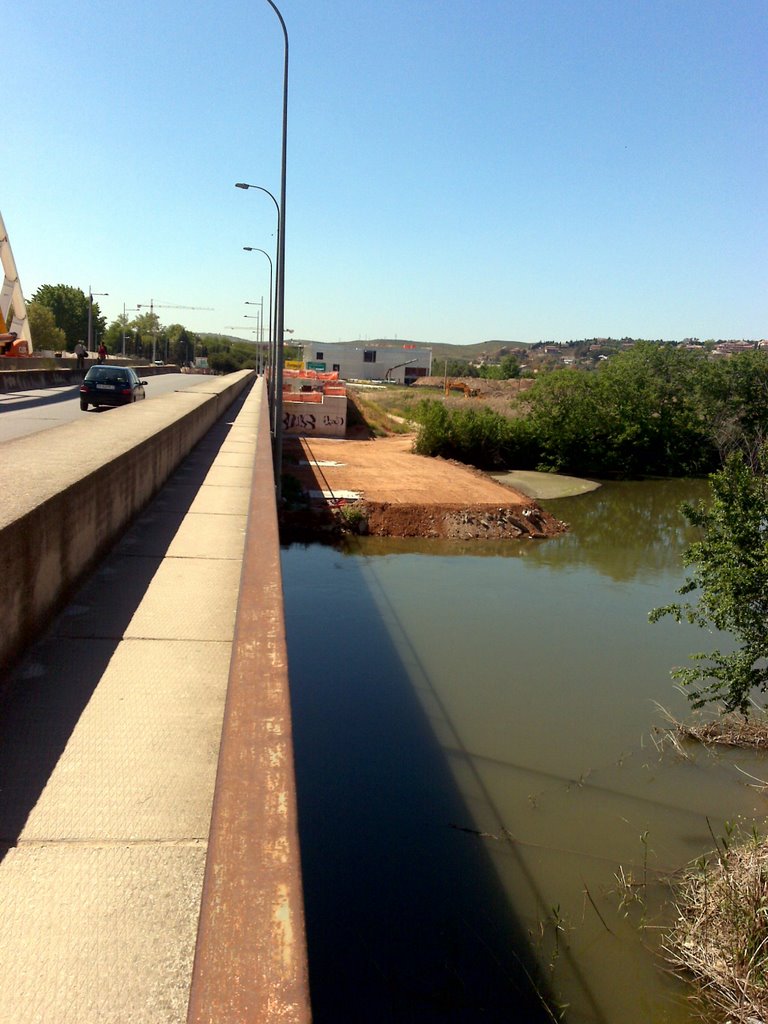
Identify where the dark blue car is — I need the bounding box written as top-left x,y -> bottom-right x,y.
79,365 -> 148,410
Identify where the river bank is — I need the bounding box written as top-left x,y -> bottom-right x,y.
281,434 -> 570,540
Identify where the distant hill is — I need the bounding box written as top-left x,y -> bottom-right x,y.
199,334 -> 534,364
428,340 -> 533,363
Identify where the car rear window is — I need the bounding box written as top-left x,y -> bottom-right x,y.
85,367 -> 129,383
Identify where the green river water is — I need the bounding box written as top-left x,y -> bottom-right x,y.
281,477 -> 767,1023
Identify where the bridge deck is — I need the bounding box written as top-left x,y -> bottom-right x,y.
0,381 -> 305,1021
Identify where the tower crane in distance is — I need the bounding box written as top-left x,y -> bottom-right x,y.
135,300 -> 214,362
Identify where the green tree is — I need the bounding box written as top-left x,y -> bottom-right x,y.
413,400 -> 514,468
498,354 -> 521,379
208,350 -> 241,374
702,350 -> 768,468
524,367 -> 604,472
31,283 -> 106,349
650,447 -> 768,714
523,343 -> 714,476
104,313 -> 137,354
413,399 -> 451,457
441,358 -> 478,378
594,342 -> 712,476
26,300 -> 66,351
131,311 -> 160,360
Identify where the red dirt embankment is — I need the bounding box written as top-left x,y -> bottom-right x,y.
282,434 -> 566,541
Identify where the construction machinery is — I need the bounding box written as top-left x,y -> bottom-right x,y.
444,378 -> 477,398
0,211 -> 32,355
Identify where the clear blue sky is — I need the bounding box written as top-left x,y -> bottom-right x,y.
6,0 -> 766,345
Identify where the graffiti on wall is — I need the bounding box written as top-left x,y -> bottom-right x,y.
282,411 -> 346,434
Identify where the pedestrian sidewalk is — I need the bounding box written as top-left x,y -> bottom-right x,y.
0,380 -> 263,1023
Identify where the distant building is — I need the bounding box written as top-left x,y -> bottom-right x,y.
715,341 -> 755,355
302,343 -> 432,384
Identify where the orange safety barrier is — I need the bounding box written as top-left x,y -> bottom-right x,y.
323,386 -> 346,396
284,391 -> 323,403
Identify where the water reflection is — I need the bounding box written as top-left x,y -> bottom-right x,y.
283,478 -> 764,1023
336,478 -> 709,584
282,543 -> 555,1022
539,479 -> 710,582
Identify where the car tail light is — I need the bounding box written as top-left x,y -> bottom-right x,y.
120,388 -> 131,395
79,384 -> 88,393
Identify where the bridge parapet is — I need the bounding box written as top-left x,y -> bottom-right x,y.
187,379 -> 311,1023
0,370 -> 254,677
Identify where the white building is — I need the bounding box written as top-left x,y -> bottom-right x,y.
302,343 -> 432,384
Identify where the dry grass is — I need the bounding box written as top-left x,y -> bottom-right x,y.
678,716 -> 768,750
349,379 -> 533,428
651,703 -> 768,754
346,388 -> 417,435
665,835 -> 768,1023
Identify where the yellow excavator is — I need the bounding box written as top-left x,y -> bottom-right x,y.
444,378 -> 477,398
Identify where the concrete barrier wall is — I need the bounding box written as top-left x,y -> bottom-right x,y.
0,370 -> 255,677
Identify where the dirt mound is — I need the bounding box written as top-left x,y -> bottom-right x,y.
359,501 -> 565,539
281,433 -> 567,542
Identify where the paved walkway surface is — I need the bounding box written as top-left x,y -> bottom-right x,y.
0,384 -> 262,1022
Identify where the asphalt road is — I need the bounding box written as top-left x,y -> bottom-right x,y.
0,373 -> 199,444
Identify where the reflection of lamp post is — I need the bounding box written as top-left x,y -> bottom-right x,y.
88,286 -> 108,353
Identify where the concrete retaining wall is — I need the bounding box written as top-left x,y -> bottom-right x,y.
0,370 -> 255,677
282,393 -> 348,437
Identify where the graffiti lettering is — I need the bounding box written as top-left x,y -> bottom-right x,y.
283,412 -> 317,431
322,415 -> 345,427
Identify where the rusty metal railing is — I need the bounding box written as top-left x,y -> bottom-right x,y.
187,379 -> 311,1023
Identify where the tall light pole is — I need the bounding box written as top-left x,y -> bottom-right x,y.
236,189 -> 280,423
122,304 -> 139,357
87,286 -> 108,353
244,248 -> 273,386
244,306 -> 264,370
235,0 -> 288,496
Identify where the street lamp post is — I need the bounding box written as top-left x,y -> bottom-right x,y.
236,189 -> 280,422
244,248 -> 274,383
235,0 -> 288,497
122,304 -> 139,357
244,305 -> 264,370
87,286 -> 109,353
